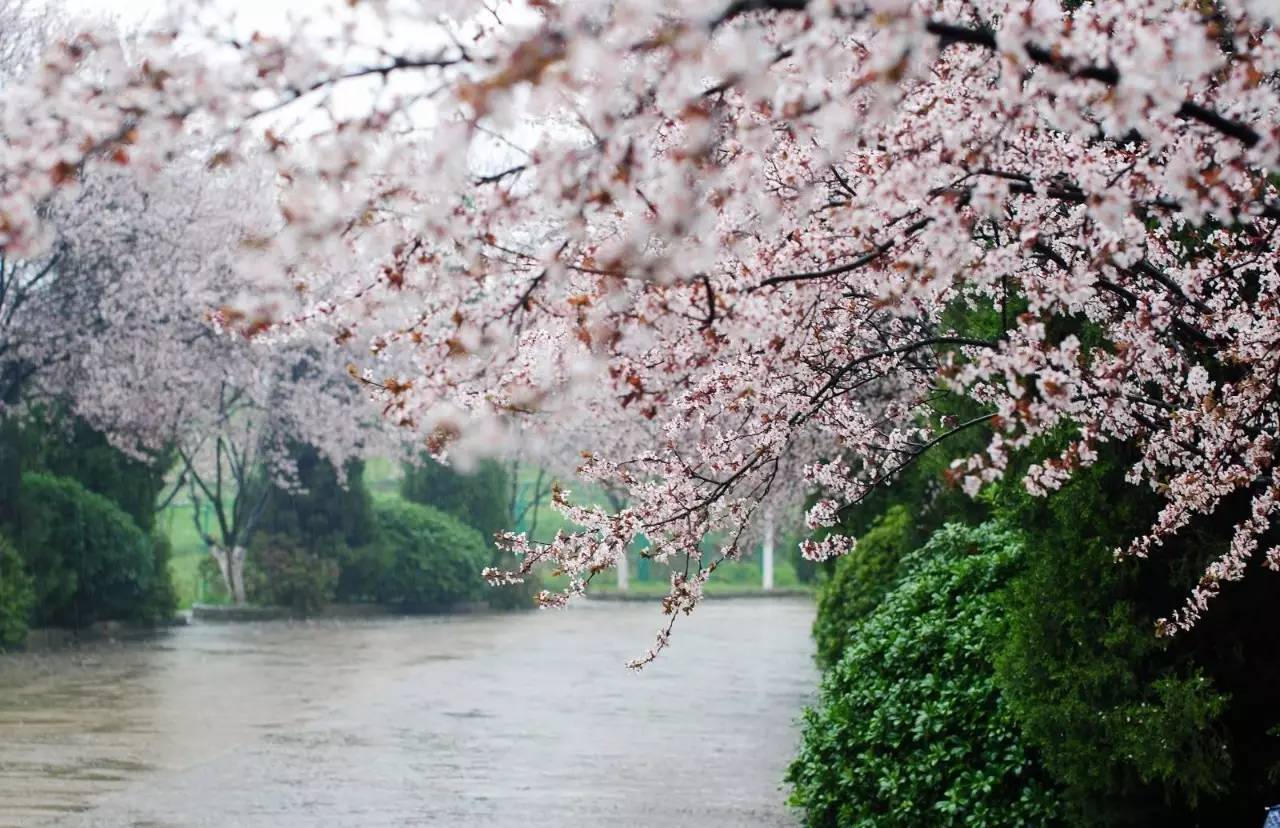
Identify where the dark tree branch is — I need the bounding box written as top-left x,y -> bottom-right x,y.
754,216 -> 931,290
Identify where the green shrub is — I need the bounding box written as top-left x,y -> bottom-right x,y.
333,540 -> 394,603
257,443 -> 374,550
368,498 -> 489,610
401,455 -> 510,544
811,505 -> 912,669
481,546 -> 540,610
247,533 -> 339,614
141,532 -> 179,622
400,456 -> 539,608
0,534 -> 34,648
195,554 -> 231,604
15,472 -> 172,627
991,453 -> 1232,823
788,523 -> 1061,827
26,415 -> 169,532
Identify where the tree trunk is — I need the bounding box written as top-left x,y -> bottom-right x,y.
617,549 -> 629,592
762,510 -> 775,591
210,544 -> 248,604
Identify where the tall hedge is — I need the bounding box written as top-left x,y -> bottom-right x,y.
992,451 -> 1234,824
401,455 -> 510,545
257,442 -> 374,552
788,523 -> 1061,827
22,411 -> 169,532
15,472 -> 174,627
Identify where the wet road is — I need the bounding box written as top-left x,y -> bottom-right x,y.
0,598 -> 815,827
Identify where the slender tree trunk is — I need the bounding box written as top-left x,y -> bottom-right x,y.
762,509 -> 775,591
617,549 -> 629,592
210,544 -> 248,604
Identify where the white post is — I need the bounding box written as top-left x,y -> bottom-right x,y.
617,550 -> 630,592
762,509 -> 775,591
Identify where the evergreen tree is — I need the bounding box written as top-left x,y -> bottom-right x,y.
257,441 -> 374,553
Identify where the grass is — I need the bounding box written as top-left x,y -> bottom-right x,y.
157,500 -> 223,608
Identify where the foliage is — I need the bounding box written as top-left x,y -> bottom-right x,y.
22,411 -> 169,532
366,498 -> 489,611
482,547 -> 541,610
0,533 -> 34,648
246,532 -> 339,614
332,539 -> 395,603
788,523 -> 1061,828
401,455 -> 511,547
1,0 -> 1280,638
140,531 -> 179,622
196,554 -> 230,603
0,414 -> 23,529
13,472 -> 173,627
0,408 -> 169,532
811,505 -> 912,670
401,456 -> 538,608
992,451 -> 1236,825
257,442 -> 374,552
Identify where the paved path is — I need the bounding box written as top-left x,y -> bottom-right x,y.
0,598 -> 816,827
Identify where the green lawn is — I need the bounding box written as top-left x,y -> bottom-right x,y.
157,501 -> 220,608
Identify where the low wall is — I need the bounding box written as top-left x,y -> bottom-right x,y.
191,602 -> 395,622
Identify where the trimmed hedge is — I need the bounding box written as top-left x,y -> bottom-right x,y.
788,523 -> 1061,827
991,454 -> 1231,822
400,456 -> 538,609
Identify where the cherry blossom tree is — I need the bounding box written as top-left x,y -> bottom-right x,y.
2,0 -> 1279,660
165,339 -> 378,604
0,5 -> 385,598
59,159 -> 385,602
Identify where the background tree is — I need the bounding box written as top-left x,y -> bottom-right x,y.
258,442 -> 374,553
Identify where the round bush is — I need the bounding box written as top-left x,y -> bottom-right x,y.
788,523 -> 1061,827
369,498 -> 489,610
16,472 -> 172,627
248,532 -> 339,614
